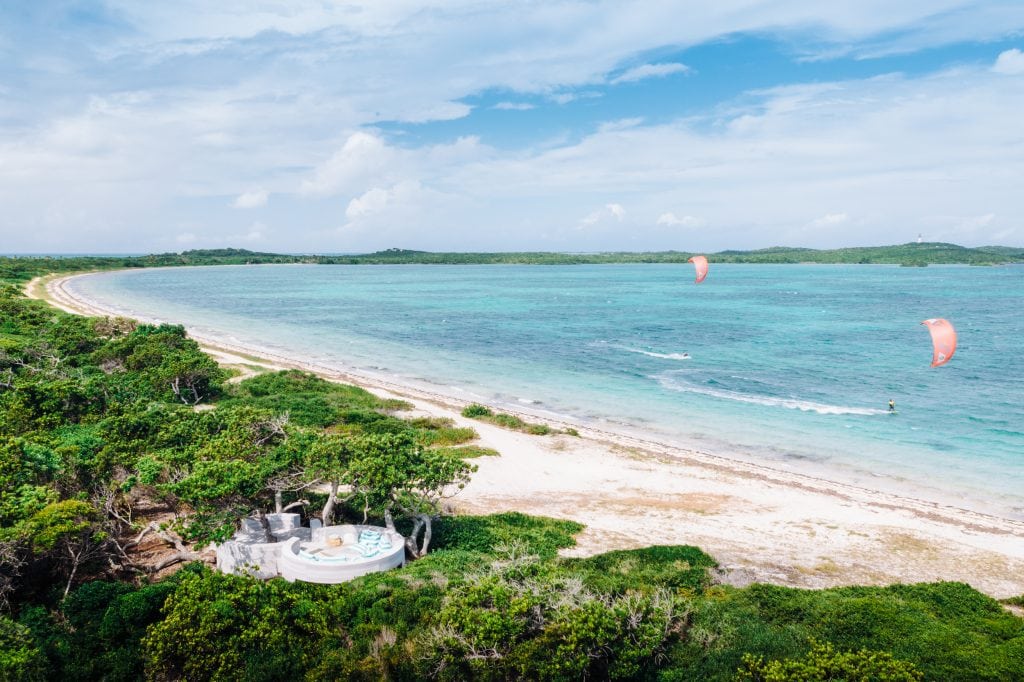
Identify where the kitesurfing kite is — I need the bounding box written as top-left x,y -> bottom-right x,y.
921,318 -> 957,367
688,255 -> 708,284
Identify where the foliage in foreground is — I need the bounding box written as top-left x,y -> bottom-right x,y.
16,527 -> 1024,681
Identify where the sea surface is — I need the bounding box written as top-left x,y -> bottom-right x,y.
69,264 -> 1024,518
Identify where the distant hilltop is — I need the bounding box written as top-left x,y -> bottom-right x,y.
171,242 -> 1024,265
166,242 -> 1024,265
3,242 -> 1023,282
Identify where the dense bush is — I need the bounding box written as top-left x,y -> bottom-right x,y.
565,545 -> 717,594
220,370 -> 401,427
461,403 -> 492,418
737,640 -> 923,681
429,512 -> 583,559
0,615 -> 47,681
143,569 -> 346,681
416,547 -> 687,680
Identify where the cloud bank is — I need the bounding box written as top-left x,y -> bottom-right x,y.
0,2 -> 1022,252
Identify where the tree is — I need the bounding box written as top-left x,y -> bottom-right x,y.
345,432 -> 475,559
97,324 -> 226,405
138,406 -> 294,545
162,354 -> 223,406
304,433 -> 355,525
25,499 -> 109,597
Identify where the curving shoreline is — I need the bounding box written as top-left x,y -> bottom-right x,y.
28,271 -> 1024,598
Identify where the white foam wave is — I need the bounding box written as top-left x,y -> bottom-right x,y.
656,374 -> 886,416
617,346 -> 691,361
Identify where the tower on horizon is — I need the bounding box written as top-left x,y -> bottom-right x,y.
917,233 -> 923,244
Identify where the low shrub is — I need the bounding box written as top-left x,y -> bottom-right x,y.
565,545 -> 717,594
461,404 -> 492,418
430,512 -> 582,559
491,413 -> 526,429
737,641 -> 923,681
437,445 -> 500,458
416,425 -> 478,448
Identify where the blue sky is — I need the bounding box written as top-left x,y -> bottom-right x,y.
1,2 -> 1023,253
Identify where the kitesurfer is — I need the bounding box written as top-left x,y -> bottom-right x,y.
888,399 -> 895,413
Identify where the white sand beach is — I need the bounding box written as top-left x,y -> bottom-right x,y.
29,272 -> 1024,598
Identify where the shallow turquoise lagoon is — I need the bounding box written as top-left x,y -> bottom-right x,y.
71,264 -> 1024,517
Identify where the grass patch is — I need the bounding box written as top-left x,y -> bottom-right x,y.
221,370 -> 396,427
563,545 -> 718,595
436,444 -> 500,459
408,416 -> 479,447
460,403 -> 575,437
429,512 -> 583,559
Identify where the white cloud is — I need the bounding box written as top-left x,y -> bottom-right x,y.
993,48 -> 1024,75
580,203 -> 626,227
4,3 -> 1024,252
611,62 -> 690,84
810,212 -> 849,227
345,187 -> 392,219
300,132 -> 394,197
344,181 -> 430,224
493,101 -> 536,111
232,189 -> 268,208
657,213 -> 704,228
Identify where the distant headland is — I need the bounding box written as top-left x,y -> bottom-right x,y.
3,242 -> 1023,283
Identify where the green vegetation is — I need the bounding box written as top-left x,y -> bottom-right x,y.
738,641 -> 924,681
336,242 -> 1024,266
460,403 -> 576,436
436,444 -> 500,458
0,263 -> 1022,680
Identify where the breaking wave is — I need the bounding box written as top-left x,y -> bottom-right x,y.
655,372 -> 886,416
617,346 -> 691,361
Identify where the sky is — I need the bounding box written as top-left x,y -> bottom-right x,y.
1,2 -> 1023,254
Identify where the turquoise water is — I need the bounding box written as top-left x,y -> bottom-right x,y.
70,264 -> 1024,517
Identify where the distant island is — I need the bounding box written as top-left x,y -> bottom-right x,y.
3,242 -> 1023,283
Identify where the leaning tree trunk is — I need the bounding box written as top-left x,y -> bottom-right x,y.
64,544 -> 83,598
404,513 -> 433,559
321,481 -> 339,525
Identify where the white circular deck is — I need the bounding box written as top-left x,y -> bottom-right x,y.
278,524 -> 406,583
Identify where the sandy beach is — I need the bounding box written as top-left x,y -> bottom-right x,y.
27,271 -> 1024,599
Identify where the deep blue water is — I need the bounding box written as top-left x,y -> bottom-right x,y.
70,264 -> 1024,517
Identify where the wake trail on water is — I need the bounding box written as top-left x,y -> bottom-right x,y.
655,371 -> 886,416
593,341 -> 692,361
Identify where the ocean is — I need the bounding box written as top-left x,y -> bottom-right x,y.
68,263 -> 1024,518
